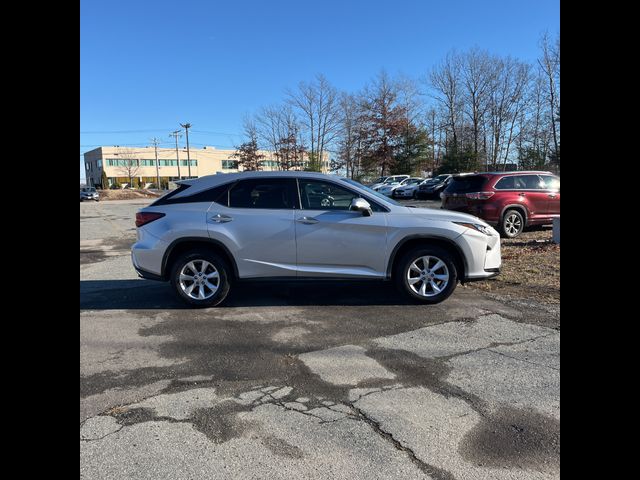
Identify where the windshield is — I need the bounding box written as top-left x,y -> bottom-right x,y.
341,178 -> 402,206
407,179 -> 422,185
82,187 -> 97,192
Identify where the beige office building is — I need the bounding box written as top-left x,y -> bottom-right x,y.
83,146 -> 330,188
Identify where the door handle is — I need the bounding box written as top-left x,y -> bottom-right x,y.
297,216 -> 319,224
210,213 -> 233,223
548,194 -> 557,198
518,192 -> 526,197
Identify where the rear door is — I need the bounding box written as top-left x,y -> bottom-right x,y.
207,178 -> 298,278
294,178 -> 388,278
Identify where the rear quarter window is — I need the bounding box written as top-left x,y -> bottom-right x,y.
444,175 -> 488,193
494,176 -> 517,189
151,183 -> 232,206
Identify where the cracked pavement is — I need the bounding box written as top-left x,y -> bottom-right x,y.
81,199 -> 560,479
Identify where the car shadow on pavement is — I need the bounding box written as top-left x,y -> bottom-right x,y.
80,279 -> 419,310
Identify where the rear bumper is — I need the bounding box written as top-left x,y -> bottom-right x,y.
134,265 -> 165,281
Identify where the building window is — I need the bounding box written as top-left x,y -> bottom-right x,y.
97,160 -> 102,168
222,160 -> 239,169
180,160 -> 197,166
159,159 -> 178,166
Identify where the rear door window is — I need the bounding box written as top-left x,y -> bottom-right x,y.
229,178 -> 298,209
516,175 -> 545,189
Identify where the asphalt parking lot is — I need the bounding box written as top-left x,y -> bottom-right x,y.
80,198 -> 560,480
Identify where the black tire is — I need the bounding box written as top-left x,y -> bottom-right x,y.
412,190 -> 418,199
394,246 -> 458,304
500,209 -> 524,238
170,249 -> 231,307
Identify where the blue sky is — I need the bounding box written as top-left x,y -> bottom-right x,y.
80,0 -> 559,180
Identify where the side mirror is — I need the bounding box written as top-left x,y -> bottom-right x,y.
350,198 -> 373,217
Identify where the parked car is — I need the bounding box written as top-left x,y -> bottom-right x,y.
392,178 -> 426,199
416,174 -> 452,199
378,177 -> 414,197
80,187 -> 100,202
367,176 -> 388,188
132,171 -> 501,307
371,175 -> 410,191
440,171 -> 560,238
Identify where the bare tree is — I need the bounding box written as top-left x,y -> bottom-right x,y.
429,51 -> 463,150
460,48 -> 496,161
538,32 -> 560,169
334,93 -> 366,178
117,148 -> 141,188
287,74 -> 341,171
255,103 -> 305,169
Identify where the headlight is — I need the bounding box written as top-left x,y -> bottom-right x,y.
454,222 -> 494,236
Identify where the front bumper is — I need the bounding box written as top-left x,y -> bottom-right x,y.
464,267 -> 500,282
455,227 -> 502,282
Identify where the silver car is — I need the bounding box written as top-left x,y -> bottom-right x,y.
131,171 -> 501,307
80,187 -> 100,202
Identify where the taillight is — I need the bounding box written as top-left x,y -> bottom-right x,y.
135,212 -> 165,227
465,192 -> 495,200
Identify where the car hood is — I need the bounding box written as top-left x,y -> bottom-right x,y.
402,206 -> 489,226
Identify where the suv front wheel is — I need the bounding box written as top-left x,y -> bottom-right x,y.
170,249 -> 231,307
395,246 -> 458,304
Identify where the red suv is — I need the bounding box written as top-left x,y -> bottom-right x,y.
441,171 -> 560,238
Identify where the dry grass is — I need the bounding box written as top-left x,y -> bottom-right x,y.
468,227 -> 560,304
98,189 -> 161,201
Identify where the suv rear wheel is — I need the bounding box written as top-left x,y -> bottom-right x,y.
501,209 -> 524,238
395,246 -> 458,304
170,249 -> 231,307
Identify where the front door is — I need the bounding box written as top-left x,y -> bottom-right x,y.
294,179 -> 388,278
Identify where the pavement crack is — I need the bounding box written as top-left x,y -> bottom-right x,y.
486,348 -> 559,371
348,404 -> 456,480
80,421 -> 125,442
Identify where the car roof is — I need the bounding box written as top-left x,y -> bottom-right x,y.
178,170 -> 336,185
451,171 -> 554,177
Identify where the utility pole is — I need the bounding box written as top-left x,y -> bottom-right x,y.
150,137 -> 161,189
170,130 -> 182,180
180,123 -> 192,178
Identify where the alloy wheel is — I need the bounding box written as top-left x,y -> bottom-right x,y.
179,259 -> 220,300
406,255 -> 450,297
504,213 -> 523,236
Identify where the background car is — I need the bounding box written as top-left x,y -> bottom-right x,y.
80,187 -> 100,202
367,176 -> 388,188
440,171 -> 560,238
371,175 -> 410,191
416,174 -> 452,199
377,177 -> 414,196
391,177 -> 425,198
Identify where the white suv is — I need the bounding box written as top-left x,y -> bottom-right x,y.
132,172 -> 501,307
